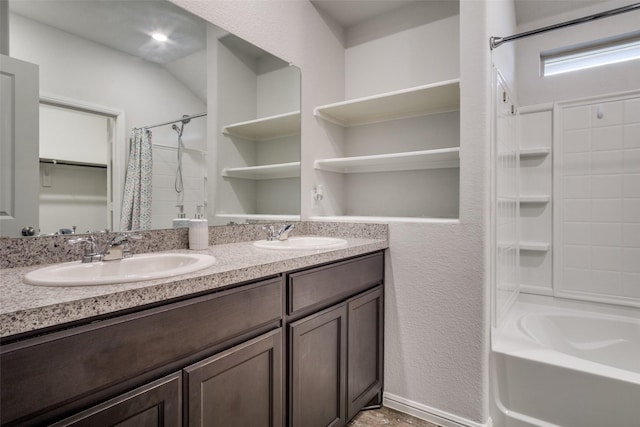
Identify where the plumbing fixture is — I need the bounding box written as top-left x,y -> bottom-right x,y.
262,224 -> 295,241
69,232 -> 142,263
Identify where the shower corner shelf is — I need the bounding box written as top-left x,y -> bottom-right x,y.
314,148 -> 460,174
222,162 -> 300,180
519,241 -> 551,252
222,111 -> 301,140
314,79 -> 460,126
520,147 -> 550,158
520,195 -> 551,204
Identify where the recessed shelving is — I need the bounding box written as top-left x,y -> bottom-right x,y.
222,111 -> 301,140
314,148 -> 460,174
520,147 -> 550,158
314,79 -> 460,126
309,215 -> 459,224
216,213 -> 300,221
222,162 -> 300,180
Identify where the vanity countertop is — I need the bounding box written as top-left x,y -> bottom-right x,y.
0,237 -> 387,338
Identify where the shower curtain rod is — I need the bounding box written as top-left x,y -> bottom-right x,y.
135,112 -> 207,130
490,2 -> 640,50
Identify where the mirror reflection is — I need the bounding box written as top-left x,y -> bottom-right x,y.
1,0 -> 300,238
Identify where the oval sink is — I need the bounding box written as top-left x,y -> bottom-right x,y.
24,253 -> 217,287
253,236 -> 348,251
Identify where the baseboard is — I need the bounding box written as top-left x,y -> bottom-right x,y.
383,392 -> 492,427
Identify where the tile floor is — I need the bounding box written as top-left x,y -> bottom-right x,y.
347,406 -> 441,427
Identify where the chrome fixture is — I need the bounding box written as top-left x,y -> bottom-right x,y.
490,2 -> 640,50
69,232 -> 142,263
262,224 -> 295,241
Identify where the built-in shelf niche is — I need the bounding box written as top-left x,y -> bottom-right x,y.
215,213 -> 300,222
314,148 -> 459,174
313,79 -> 461,220
221,162 -> 301,180
313,79 -> 460,126
222,111 -> 301,140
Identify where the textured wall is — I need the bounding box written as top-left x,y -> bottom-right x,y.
172,1 -> 491,425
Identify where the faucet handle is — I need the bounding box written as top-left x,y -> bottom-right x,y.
68,235 -> 102,262
262,225 -> 277,241
68,236 -> 97,253
111,232 -> 142,245
278,224 -> 295,241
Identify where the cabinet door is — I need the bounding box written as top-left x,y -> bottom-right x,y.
289,304 -> 347,427
347,286 -> 384,421
51,372 -> 181,427
185,329 -> 283,427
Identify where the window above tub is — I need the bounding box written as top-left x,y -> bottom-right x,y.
541,32 -> 640,76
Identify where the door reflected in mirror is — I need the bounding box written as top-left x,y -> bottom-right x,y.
2,0 -> 300,238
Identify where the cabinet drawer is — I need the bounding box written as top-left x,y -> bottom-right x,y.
287,252 -> 383,316
51,372 -> 182,427
0,277 -> 282,426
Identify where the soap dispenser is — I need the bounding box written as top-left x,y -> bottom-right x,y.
189,205 -> 209,250
173,205 -> 189,228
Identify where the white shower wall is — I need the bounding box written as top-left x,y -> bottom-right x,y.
512,1 -> 640,307
556,93 -> 640,305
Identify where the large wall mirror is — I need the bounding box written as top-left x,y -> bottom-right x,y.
1,0 -> 300,238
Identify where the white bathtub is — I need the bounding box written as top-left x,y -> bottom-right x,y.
492,295 -> 640,427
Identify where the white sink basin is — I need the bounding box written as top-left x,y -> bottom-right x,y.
253,236 -> 348,251
23,253 -> 217,287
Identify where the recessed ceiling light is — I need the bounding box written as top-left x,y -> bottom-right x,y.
152,33 -> 168,42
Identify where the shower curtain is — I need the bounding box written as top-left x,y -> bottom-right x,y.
120,128 -> 153,230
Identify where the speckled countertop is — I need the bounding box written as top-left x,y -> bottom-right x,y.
0,234 -> 387,338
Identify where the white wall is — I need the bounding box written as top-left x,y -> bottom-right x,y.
173,0 -> 346,221
173,1 -> 491,425
515,0 -> 640,106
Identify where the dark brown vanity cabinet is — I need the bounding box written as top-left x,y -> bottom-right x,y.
0,277 -> 282,427
0,250 -> 384,427
50,372 -> 183,427
184,328 -> 283,427
287,252 -> 384,427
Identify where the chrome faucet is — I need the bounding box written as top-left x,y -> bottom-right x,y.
263,224 -> 295,241
69,232 -> 142,263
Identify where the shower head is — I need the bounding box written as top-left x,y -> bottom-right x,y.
171,124 -> 184,137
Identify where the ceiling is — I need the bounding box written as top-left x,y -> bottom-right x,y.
513,0 -> 612,26
10,0 -> 618,63
310,0 -> 614,30
310,0 -> 419,28
9,0 -> 208,64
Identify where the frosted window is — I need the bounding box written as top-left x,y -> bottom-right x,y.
542,37 -> 640,76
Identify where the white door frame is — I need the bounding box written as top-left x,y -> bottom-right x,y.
40,93 -> 126,231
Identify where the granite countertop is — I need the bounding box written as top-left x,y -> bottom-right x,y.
0,237 -> 387,338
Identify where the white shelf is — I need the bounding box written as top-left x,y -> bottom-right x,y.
216,213 -> 300,221
222,162 -> 300,180
222,111 -> 301,140
314,79 -> 460,126
519,241 -> 551,252
520,147 -> 550,158
310,215 -> 459,224
520,195 -> 551,204
314,148 -> 460,174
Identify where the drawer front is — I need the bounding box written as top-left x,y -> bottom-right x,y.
0,277 -> 282,426
287,252 -> 383,316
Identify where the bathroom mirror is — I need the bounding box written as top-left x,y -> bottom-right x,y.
2,0 -> 300,237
